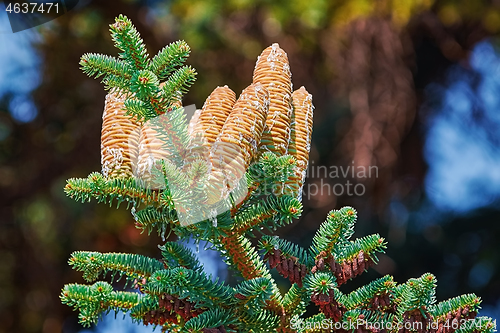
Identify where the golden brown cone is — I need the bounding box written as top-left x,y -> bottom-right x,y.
285,86 -> 314,199
188,86 -> 236,163
135,99 -> 183,188
101,91 -> 141,179
208,83 -> 269,204
253,43 -> 293,157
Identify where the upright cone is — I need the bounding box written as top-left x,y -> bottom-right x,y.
253,43 -> 293,157
285,87 -> 314,199
101,91 -> 141,179
188,86 -> 236,162
135,99 -> 183,188
208,83 -> 269,203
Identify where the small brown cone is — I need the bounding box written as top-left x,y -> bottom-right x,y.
253,43 -> 293,157
285,86 -> 314,199
208,83 -> 269,204
101,91 -> 141,179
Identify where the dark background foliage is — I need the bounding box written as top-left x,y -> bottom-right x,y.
0,0 -> 499,332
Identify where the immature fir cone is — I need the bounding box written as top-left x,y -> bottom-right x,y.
285,87 -> 314,199
253,43 -> 293,157
208,83 -> 269,203
135,100 -> 183,188
188,86 -> 236,161
101,91 -> 140,179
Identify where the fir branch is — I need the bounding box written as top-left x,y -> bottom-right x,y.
123,97 -> 157,122
61,282 -> 139,327
80,53 -> 131,80
342,309 -> 395,330
310,206 -> 357,256
283,284 -> 309,317
249,152 -> 297,186
160,65 -> 197,106
397,273 -> 437,316
238,309 -> 280,333
130,69 -> 161,100
303,272 -> 337,296
64,172 -> 164,207
344,275 -> 396,310
429,293 -> 481,320
233,195 -> 301,234
159,242 -> 202,271
133,206 -> 179,235
219,233 -> 270,280
149,109 -> 191,167
218,233 -> 285,319
335,233 -> 386,263
260,235 -> 313,268
233,277 -> 274,310
68,251 -> 164,282
129,294 -> 158,321
144,267 -> 234,307
183,308 -> 236,332
150,40 -> 191,80
109,15 -> 149,69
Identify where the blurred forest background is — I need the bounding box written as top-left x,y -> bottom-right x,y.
1,0 -> 500,332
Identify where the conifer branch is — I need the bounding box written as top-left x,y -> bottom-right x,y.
68,251 -> 164,282
159,242 -> 202,271
150,40 -> 191,80
61,282 -> 139,327
109,14 -> 149,69
310,206 -> 357,256
80,53 -> 131,80
233,195 -> 301,234
65,172 -> 164,207
143,267 -> 233,307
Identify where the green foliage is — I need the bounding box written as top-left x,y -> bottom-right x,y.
344,275 -> 395,309
61,282 -> 139,327
65,172 -> 165,207
397,273 -> 437,315
69,251 -> 164,282
183,308 -> 236,332
310,206 -> 357,255
233,277 -> 274,309
259,235 -> 313,267
159,241 -> 202,270
335,233 -> 386,262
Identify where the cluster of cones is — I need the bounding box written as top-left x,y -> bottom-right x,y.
264,248 -> 307,287
142,293 -> 203,326
311,251 -> 375,286
100,43 -> 314,203
310,289 -> 345,321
